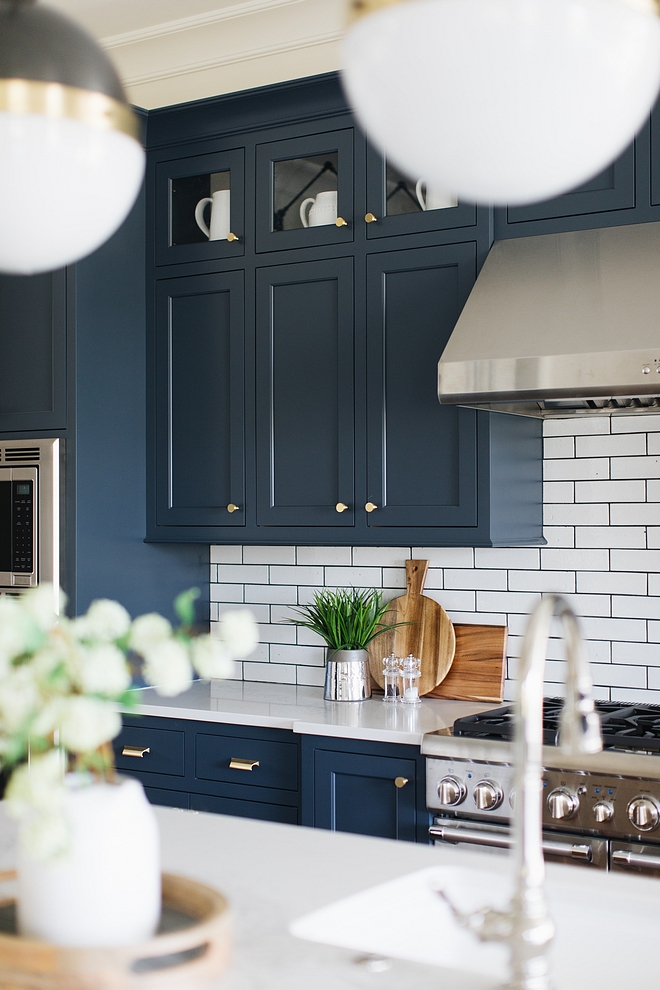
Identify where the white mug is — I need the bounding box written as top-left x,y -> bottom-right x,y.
415,179 -> 458,211
195,189 -> 231,240
300,190 -> 338,227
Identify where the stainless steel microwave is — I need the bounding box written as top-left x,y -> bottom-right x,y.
0,438 -> 59,592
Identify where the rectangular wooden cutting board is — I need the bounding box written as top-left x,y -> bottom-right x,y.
425,623 -> 507,703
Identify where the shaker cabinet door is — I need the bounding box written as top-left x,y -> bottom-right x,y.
154,272 -> 245,528
365,244 -> 478,529
255,258 -> 355,529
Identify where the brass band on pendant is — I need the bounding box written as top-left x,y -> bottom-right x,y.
0,78 -> 141,141
347,0 -> 412,26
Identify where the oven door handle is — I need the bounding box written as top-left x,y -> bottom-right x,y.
429,824 -> 593,862
611,848 -> 660,871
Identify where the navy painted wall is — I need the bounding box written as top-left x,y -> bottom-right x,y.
74,185 -> 209,624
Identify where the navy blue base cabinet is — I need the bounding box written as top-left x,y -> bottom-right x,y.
116,716 -> 431,843
301,735 -> 429,844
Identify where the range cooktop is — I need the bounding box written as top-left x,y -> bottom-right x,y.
453,699 -> 660,752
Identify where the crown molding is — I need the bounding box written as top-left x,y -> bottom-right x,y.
123,27 -> 342,87
102,0 -> 320,49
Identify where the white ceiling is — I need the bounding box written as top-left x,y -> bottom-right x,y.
47,0 -> 345,110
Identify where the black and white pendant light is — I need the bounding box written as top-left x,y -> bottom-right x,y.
0,0 -> 144,274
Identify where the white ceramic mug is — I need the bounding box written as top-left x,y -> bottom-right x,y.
195,188 -> 231,240
415,179 -> 458,211
300,190 -> 338,227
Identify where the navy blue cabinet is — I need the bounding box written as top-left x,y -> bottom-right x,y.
302,734 -> 429,843
146,73 -> 544,547
154,271 -> 245,529
116,715 -> 431,842
0,269 -> 68,433
255,258 -> 355,530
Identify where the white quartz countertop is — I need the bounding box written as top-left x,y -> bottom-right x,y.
128,680 -> 495,746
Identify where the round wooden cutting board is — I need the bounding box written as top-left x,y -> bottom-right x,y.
367,560 -> 455,696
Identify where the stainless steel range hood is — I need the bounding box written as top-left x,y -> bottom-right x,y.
438,221 -> 660,417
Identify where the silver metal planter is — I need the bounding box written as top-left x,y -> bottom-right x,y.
324,649 -> 372,702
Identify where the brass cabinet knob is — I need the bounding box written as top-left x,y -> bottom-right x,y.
227,503 -> 240,513
394,776 -> 409,789
122,746 -> 150,758
227,232 -> 239,242
335,502 -> 348,513
335,216 -> 348,227
365,502 -> 378,512
364,212 -> 378,223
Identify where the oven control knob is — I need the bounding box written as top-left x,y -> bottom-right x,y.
592,801 -> 614,823
547,788 -> 578,820
437,776 -> 466,807
627,796 -> 660,831
473,780 -> 503,811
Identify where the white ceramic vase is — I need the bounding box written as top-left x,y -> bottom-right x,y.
17,775 -> 161,947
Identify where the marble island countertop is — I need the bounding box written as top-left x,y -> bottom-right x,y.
128,680 -> 495,746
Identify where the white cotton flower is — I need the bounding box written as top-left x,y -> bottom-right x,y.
144,639 -> 192,697
31,697 -> 66,738
5,750 -> 65,819
0,665 -> 41,733
77,643 -> 131,697
0,596 -> 37,660
216,609 -> 258,658
191,637 -> 236,680
21,583 -> 62,633
59,696 -> 121,753
129,613 -> 173,656
75,599 -> 131,643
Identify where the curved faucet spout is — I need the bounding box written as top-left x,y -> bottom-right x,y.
509,595 -> 602,990
439,596 -> 602,990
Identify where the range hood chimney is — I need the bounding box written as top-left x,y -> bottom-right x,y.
438,221 -> 660,417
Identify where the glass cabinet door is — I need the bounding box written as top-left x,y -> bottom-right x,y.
256,130 -> 354,253
155,149 -> 244,265
364,143 -> 476,239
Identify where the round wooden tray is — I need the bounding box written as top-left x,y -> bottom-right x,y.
0,872 -> 231,990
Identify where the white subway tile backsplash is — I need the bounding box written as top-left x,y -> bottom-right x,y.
575,433 -> 646,458
324,566 -> 382,587
208,419 -> 660,697
575,526 -> 646,549
575,480 -> 645,503
544,457 -> 609,481
243,546 -> 296,564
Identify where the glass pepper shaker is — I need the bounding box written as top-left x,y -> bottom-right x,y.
400,654 -> 421,705
382,652 -> 401,702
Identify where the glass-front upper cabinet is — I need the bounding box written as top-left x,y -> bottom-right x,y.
155,148 -> 245,266
364,144 -> 476,239
256,130 -> 354,253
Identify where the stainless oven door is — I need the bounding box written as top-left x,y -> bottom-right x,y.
430,817 -> 608,868
610,842 -> 660,877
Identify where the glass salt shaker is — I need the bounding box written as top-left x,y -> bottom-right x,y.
382,652 -> 401,702
400,654 -> 421,705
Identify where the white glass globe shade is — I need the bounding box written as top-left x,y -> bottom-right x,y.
0,112 -> 145,274
342,0 -> 660,205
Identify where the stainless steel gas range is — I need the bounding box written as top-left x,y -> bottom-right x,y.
422,700 -> 660,878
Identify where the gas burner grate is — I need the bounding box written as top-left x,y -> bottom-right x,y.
453,699 -> 660,751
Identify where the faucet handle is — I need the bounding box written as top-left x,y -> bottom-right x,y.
434,888 -> 515,943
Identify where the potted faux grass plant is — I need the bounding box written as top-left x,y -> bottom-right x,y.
289,588 -> 397,702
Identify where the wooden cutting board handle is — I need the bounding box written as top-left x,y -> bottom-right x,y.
406,559 -> 429,597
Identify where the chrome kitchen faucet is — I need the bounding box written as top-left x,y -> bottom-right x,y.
438,595 -> 603,990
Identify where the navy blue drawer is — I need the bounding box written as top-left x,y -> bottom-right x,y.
114,725 -> 185,777
195,732 -> 298,791
191,791 -> 298,825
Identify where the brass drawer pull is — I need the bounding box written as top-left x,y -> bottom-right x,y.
364,212 -> 378,223
335,502 -> 348,513
394,776 -> 409,788
227,503 -> 240,513
365,501 -> 378,512
122,746 -> 150,758
229,758 -> 260,771
227,232 -> 239,242
335,216 -> 348,227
